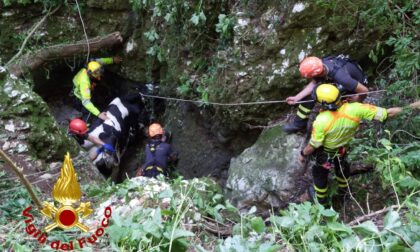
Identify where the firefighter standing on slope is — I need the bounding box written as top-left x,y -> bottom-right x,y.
300,84 -> 420,205
283,55 -> 369,133
136,123 -> 178,178
72,57 -> 122,121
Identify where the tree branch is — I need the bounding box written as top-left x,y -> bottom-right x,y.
0,149 -> 43,210
5,5 -> 61,67
347,205 -> 398,226
7,32 -> 123,77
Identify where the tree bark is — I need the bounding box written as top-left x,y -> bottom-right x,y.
0,149 -> 43,210
7,31 -> 123,77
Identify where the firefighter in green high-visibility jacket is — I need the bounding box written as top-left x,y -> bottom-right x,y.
299,84 -> 420,205
72,57 -> 122,121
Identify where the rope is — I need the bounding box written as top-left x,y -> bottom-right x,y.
139,90 -> 386,107
75,0 -> 90,63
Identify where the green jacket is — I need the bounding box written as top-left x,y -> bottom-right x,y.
73,57 -> 114,116
310,102 -> 388,152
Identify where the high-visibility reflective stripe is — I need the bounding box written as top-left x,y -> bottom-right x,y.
316,193 -> 327,198
338,183 -> 348,188
374,107 -> 385,121
314,184 -> 328,193
298,104 -> 312,114
82,99 -> 92,106
145,166 -> 163,172
297,111 -> 309,119
309,139 -> 323,148
335,176 -> 347,183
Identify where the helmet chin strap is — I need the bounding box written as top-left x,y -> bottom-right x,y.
321,101 -> 339,111
321,94 -> 341,111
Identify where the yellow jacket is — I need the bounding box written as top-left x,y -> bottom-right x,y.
310,102 -> 388,152
73,58 -> 114,116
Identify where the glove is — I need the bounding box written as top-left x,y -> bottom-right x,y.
113,56 -> 123,64
103,144 -> 116,153
96,146 -> 104,154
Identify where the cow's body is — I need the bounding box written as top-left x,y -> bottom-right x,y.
83,93 -> 147,176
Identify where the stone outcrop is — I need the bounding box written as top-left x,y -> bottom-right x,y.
226,125 -> 310,210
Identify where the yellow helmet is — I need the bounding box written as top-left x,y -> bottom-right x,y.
87,61 -> 103,78
315,84 -> 340,110
148,123 -> 164,138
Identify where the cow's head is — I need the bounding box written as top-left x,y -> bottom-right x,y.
93,150 -> 119,177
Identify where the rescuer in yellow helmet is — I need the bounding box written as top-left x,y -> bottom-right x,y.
300,84 -> 420,205
72,56 -> 122,121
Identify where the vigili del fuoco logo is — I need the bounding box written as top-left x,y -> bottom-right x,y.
22,153 -> 112,250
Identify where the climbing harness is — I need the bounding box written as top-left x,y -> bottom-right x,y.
144,140 -> 166,176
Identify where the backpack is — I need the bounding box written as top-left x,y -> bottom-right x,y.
322,54 -> 368,85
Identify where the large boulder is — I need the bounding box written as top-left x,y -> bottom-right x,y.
226,125 -> 310,210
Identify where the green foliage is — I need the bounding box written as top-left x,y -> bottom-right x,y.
215,14 -> 235,42
88,177 -> 239,251
216,235 -> 279,252
269,201 -> 420,251
350,132 -> 420,196
0,171 -> 40,250
361,1 -> 420,139
2,0 -> 64,8
0,171 -> 32,223
129,0 -> 229,104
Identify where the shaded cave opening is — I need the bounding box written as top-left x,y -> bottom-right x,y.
30,61 -> 262,185
31,61 -> 166,182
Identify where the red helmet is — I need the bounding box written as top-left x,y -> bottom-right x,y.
69,118 -> 88,135
299,56 -> 324,78
148,123 -> 164,138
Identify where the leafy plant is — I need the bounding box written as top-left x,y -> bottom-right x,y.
215,14 -> 235,42
2,0 -> 64,8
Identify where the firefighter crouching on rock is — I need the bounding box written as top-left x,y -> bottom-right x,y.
136,123 -> 178,178
299,84 -> 420,205
72,57 -> 122,122
68,118 -> 116,160
284,55 -> 369,134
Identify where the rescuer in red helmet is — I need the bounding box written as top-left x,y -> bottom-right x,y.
283,55 -> 369,134
68,118 -> 115,160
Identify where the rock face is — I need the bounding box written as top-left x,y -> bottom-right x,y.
226,125 -> 310,210
0,75 -> 79,160
163,103 -> 233,181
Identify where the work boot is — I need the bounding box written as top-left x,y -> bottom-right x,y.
283,117 -> 308,134
308,185 -> 316,202
308,185 -> 330,206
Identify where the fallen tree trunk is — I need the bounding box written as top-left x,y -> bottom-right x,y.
7,31 -> 123,77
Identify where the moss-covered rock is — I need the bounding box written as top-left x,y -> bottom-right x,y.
0,76 -> 78,160
226,125 -> 309,210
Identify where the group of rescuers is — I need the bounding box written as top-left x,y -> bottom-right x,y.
66,54 -> 419,206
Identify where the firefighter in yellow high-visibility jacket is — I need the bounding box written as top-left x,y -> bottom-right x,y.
72,57 -> 122,121
299,84 -> 420,205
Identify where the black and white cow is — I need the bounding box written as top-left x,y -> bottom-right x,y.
83,93 -> 148,177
